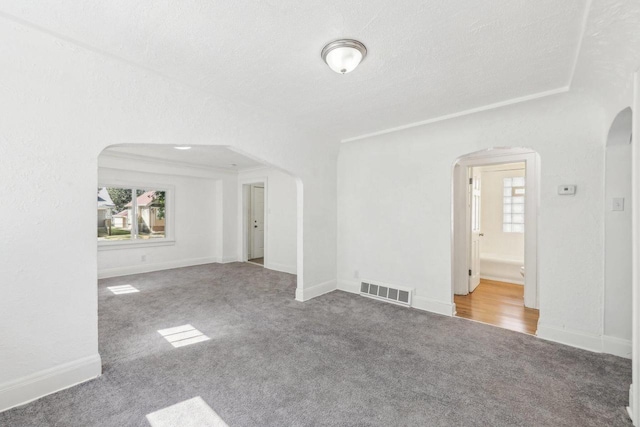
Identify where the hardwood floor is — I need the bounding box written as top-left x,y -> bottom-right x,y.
248,257 -> 264,265
454,279 -> 539,335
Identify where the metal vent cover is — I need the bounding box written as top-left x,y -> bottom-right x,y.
359,281 -> 412,306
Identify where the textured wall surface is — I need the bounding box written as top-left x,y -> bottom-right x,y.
0,15 -> 337,392
0,0 -> 587,140
604,144 -> 632,341
338,92 -> 606,338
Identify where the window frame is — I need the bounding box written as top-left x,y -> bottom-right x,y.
502,176 -> 525,233
98,181 -> 175,250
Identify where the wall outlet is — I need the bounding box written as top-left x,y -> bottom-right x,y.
354,270 -> 359,279
141,255 -> 147,262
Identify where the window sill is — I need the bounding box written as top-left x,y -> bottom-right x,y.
98,239 -> 175,251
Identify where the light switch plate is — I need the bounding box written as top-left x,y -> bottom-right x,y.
612,197 -> 625,211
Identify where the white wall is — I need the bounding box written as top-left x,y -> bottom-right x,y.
238,168 -> 297,274
604,143 -> 632,346
97,154 -> 238,278
477,164 -> 525,284
0,17 -> 337,412
478,164 -> 525,261
337,92 -> 613,352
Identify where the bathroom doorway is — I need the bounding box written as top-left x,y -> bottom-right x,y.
452,148 -> 540,335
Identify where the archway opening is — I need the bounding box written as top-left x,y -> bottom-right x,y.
451,147 -> 540,335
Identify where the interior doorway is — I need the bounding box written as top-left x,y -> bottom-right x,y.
243,182 -> 266,266
452,148 -> 540,335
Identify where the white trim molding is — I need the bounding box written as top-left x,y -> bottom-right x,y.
265,261 -> 296,275
98,257 -> 218,279
337,279 -> 361,294
602,335 -> 632,359
0,354 -> 101,413
537,324 -> 603,353
341,87 -> 568,143
295,279 -> 337,302
411,295 -> 456,317
630,70 -> 640,423
480,275 -> 524,286
338,278 -> 455,316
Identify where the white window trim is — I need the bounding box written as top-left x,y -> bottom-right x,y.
98,182 -> 175,250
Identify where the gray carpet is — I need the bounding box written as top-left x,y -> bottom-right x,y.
0,263 -> 632,426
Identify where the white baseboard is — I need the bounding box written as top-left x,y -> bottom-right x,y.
218,256 -> 239,264
480,274 -> 524,286
602,335 -> 632,359
98,257 -> 218,279
265,261 -> 296,275
337,279 -> 361,294
0,354 -> 101,413
536,324 -> 603,353
295,279 -> 337,302
412,295 -> 456,316
338,279 -> 455,317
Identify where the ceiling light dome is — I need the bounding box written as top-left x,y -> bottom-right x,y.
321,39 -> 367,74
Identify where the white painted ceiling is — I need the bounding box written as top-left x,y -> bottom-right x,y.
104,145 -> 263,171
2,0 -> 588,140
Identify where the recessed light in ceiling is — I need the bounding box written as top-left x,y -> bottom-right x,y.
230,163 -> 237,167
174,146 -> 192,150
321,39 -> 367,74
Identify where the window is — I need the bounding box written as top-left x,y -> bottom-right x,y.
503,177 -> 525,233
97,187 -> 167,242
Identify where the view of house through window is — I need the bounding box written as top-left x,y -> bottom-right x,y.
503,177 -> 525,233
97,187 -> 166,241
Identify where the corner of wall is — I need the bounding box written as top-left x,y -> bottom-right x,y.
0,354 -> 102,413
537,324 -> 632,359
295,279 -> 337,302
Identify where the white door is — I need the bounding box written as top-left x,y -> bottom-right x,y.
250,185 -> 265,259
469,169 -> 482,292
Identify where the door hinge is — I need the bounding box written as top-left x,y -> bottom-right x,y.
468,269 -> 472,276
469,178 -> 473,185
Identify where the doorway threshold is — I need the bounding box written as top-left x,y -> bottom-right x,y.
454,279 -> 539,335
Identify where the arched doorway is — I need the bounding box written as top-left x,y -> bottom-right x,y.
451,147 -> 540,334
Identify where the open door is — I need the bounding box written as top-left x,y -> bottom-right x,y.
250,185 -> 265,259
469,168 -> 482,292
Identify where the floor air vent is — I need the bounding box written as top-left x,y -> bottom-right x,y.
360,281 -> 412,306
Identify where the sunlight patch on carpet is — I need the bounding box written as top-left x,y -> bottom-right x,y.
107,285 -> 140,294
146,396 -> 228,427
158,324 -> 210,348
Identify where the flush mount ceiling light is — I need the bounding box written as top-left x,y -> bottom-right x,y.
321,39 -> 367,74
174,146 -> 191,150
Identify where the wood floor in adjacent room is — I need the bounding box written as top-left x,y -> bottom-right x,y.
454,279 -> 539,335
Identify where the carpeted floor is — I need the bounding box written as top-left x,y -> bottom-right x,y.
0,263 -> 632,426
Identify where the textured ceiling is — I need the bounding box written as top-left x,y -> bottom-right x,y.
1,0 -> 588,140
103,145 -> 263,171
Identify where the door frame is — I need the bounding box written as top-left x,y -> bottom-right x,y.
249,184 -> 265,259
238,177 -> 268,264
469,167 -> 482,292
452,148 -> 540,309
629,70 -> 639,422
